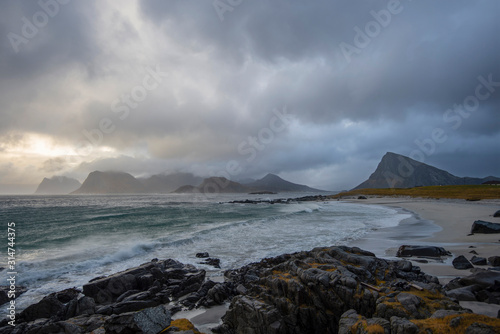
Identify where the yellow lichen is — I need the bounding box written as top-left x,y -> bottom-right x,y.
351,318 -> 385,334
161,318 -> 204,334
365,323 -> 386,333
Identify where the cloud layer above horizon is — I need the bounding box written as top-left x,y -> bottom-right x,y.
0,0 -> 499,192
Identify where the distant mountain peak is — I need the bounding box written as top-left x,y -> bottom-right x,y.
35,176 -> 81,194
353,152 -> 499,189
72,170 -> 146,194
247,173 -> 324,193
262,173 -> 282,180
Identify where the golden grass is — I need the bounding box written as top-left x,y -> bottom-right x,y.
412,313 -> 500,333
332,185 -> 500,200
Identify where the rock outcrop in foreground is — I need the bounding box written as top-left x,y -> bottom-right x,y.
213,246 -> 500,334
2,246 -> 500,333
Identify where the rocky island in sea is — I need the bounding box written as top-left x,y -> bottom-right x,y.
1,245 -> 499,333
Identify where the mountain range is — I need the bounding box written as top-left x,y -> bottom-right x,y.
354,152 -> 500,189
62,171 -> 325,194
36,151 -> 498,194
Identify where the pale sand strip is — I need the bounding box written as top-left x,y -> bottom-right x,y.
345,197 -> 500,317
350,197 -> 500,259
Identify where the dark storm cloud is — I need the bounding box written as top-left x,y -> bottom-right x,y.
140,0 -> 500,122
0,0 -> 498,191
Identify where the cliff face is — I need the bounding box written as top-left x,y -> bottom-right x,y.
34,176 -> 81,194
72,171 -> 146,194
354,152 -> 499,189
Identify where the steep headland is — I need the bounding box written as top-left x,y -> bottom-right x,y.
354,152 -> 499,189
34,176 -> 81,194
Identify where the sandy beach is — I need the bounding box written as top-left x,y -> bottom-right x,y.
346,196 -> 500,317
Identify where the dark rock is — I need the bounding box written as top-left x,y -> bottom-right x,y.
339,309 -> 390,334
0,285 -> 27,306
112,300 -> 160,315
104,305 -> 171,334
431,309 -> 468,318
470,250 -> 479,255
446,286 -> 478,301
20,294 -> 64,322
489,256 -> 500,267
465,322 -> 497,334
494,210 -> 500,218
215,246 -> 458,334
390,316 -> 419,334
453,255 -> 474,270
471,220 -> 500,234
397,260 -> 412,272
199,257 -> 221,268
64,296 -> 96,318
471,256 -> 488,266
450,270 -> 500,289
358,195 -> 367,199
196,252 -> 209,258
396,245 -> 451,258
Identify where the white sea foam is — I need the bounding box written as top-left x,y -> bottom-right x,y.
0,196 -> 412,311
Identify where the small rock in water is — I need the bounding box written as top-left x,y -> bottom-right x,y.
196,252 -> 209,258
452,255 -> 473,270
199,258 -> 221,268
494,210 -> 500,218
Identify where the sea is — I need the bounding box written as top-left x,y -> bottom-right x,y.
0,193 -> 412,311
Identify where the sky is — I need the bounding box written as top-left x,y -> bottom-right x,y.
0,0 -> 499,193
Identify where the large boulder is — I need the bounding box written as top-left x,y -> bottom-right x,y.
396,245 -> 451,258
471,256 -> 488,266
444,270 -> 500,304
452,255 -> 474,270
489,256 -> 500,267
104,304 -> 171,334
471,220 -> 500,234
494,210 -> 500,218
82,259 -> 205,306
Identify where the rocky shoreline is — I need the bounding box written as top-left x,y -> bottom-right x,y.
1,246 -> 500,333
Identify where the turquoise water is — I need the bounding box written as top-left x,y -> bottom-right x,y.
0,193 -> 410,309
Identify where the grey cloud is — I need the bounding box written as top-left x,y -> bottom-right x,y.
0,0 -> 498,191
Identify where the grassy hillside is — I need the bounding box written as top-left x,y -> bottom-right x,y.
332,185 -> 500,200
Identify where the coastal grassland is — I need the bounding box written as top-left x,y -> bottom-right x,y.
411,313 -> 500,333
332,185 -> 500,200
